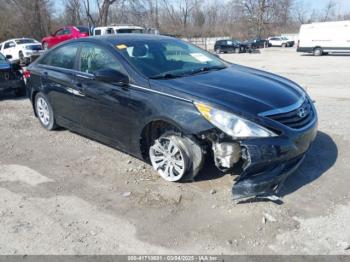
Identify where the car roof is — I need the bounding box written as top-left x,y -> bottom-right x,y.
0,38 -> 38,44
78,34 -> 176,45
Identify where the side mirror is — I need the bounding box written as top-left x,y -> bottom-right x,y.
5,55 -> 12,60
94,69 -> 129,86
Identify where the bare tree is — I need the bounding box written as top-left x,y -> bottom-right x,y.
321,0 -> 337,22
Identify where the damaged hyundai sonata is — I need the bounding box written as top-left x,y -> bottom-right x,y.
26,34 -> 318,200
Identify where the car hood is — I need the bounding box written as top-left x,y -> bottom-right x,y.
0,60 -> 11,70
151,64 -> 305,116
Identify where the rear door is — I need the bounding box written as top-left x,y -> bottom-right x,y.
36,44 -> 80,125
73,43 -> 133,148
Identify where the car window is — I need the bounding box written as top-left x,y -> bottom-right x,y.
63,29 -> 71,35
94,29 -> 102,35
4,41 -> 15,49
79,44 -> 126,74
0,44 -> 2,50
15,39 -> 36,44
106,28 -> 114,34
55,29 -> 65,36
39,44 -> 78,70
0,53 -> 5,60
116,29 -> 143,34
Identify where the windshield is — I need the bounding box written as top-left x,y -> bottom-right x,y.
116,29 -> 144,34
15,39 -> 36,44
76,26 -> 90,34
117,38 -> 227,79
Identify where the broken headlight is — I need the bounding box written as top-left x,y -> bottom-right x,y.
195,102 -> 277,138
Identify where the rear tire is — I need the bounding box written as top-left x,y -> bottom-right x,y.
34,93 -> 57,130
215,48 -> 221,54
149,132 -> 204,182
43,42 -> 48,50
313,47 -> 323,56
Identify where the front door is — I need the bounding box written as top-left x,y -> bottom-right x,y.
73,43 -> 134,149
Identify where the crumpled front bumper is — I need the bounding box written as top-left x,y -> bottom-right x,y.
231,121 -> 318,200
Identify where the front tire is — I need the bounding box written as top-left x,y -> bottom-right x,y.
35,93 -> 57,130
314,47 -> 323,56
149,132 -> 203,182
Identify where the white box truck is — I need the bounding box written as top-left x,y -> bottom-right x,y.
297,20 -> 350,56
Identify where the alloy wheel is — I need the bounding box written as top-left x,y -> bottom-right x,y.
36,97 -> 50,126
149,136 -> 187,182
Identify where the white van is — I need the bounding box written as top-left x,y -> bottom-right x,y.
93,25 -> 145,36
297,20 -> 350,56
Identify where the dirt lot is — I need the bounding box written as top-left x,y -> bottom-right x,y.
0,48 -> 349,255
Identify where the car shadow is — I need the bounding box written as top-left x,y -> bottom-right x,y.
301,54 -> 350,57
0,92 -> 27,101
280,131 -> 338,197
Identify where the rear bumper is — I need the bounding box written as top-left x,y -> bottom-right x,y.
232,120 -> 318,200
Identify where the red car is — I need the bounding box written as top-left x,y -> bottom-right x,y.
41,26 -> 90,49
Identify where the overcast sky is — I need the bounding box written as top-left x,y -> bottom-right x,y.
305,0 -> 350,11
54,0 -> 350,15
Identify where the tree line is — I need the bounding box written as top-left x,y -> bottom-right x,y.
0,0 -> 349,42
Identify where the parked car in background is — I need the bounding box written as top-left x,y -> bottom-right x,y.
244,38 -> 268,49
0,38 -> 43,65
26,34 -> 317,200
92,25 -> 145,36
0,52 -> 25,97
297,20 -> 350,56
268,36 -> 294,47
42,26 -> 90,49
214,39 -> 249,54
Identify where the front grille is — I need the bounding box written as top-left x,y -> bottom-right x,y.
268,99 -> 314,129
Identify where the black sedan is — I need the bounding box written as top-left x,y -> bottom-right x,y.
26,34 -> 318,200
0,53 -> 26,97
214,39 -> 249,54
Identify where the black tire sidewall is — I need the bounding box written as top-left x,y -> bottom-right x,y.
35,93 -> 56,130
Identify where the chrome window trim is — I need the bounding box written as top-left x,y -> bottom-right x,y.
259,95 -> 306,117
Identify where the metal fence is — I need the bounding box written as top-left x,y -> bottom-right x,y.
182,36 -> 229,51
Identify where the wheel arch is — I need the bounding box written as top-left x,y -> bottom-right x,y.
139,118 -> 184,160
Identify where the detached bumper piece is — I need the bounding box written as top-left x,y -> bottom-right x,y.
232,155 -> 305,201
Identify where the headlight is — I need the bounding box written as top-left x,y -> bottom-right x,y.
195,102 -> 277,138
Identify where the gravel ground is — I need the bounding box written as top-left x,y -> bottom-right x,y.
0,47 -> 349,255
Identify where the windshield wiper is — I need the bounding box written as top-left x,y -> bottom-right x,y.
149,73 -> 183,79
187,66 -> 227,76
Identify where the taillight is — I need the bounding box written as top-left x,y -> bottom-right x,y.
23,70 -> 31,79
